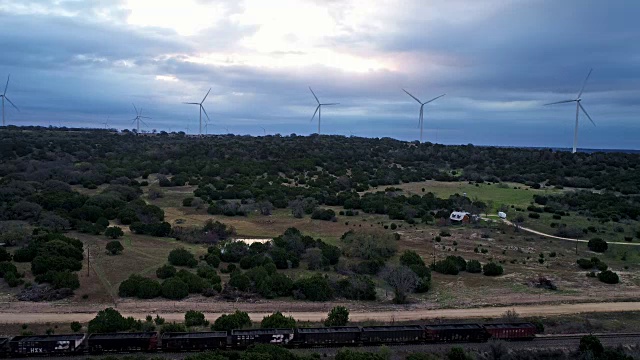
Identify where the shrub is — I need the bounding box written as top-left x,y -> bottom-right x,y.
156,264 -> 177,279
325,306 -> 349,327
205,254 -> 221,268
433,258 -> 459,275
105,240 -> 124,255
528,212 -> 540,219
293,273 -> 333,301
185,310 -> 209,327
104,226 -> 124,239
0,248 -> 11,262
160,322 -> 187,334
70,321 -> 82,333
597,270 -> 620,284
483,262 -> 504,276
311,208 -> 336,221
211,310 -> 251,331
161,277 -> 189,300
400,250 -> 425,267
31,255 -> 81,275
337,275 -> 377,300
0,262 -> 18,277
51,271 -> 80,290
466,260 -> 482,273
88,308 -> 134,333
168,248 -> 198,267
228,272 -> 251,291
579,335 -> 604,357
182,197 -> 194,207
588,238 -> 608,253
439,230 -> 451,237
261,312 -> 296,329
176,269 -> 207,293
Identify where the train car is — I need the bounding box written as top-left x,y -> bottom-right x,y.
483,323 -> 536,340
0,337 -> 10,358
161,331 -> 228,351
231,329 -> 294,348
361,325 -> 424,344
294,327 -> 361,346
87,332 -> 158,354
424,324 -> 489,343
8,334 -> 86,356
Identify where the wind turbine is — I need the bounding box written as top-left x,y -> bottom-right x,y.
402,89 -> 445,143
131,104 -> 150,133
184,88 -> 211,136
1,75 -> 19,126
309,87 -> 338,134
545,69 -> 596,153
260,126 -> 266,136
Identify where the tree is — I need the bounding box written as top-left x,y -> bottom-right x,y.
597,270 -> 620,284
211,310 -> 251,331
88,308 -> 132,333
588,238 -> 608,253
168,248 -> 197,267
383,265 -> 418,304
0,248 -> 11,262
260,312 -> 296,328
105,240 -> 124,255
325,306 -> 349,327
105,226 -> 124,239
293,273 -> 333,301
466,260 -> 482,273
446,347 -> 472,360
51,271 -> 80,290
70,321 -> 82,333
161,277 -> 189,300
400,250 -> 425,267
156,264 -> 177,279
185,310 -> 209,327
579,335 -> 604,357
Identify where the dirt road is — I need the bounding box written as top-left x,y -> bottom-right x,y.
1,302 -> 640,324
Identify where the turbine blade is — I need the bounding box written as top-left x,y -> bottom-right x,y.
4,74 -> 9,95
141,116 -> 151,119
309,87 -> 320,104
310,105 -> 320,121
322,103 -> 339,106
578,102 -> 596,126
5,96 -> 19,111
402,88 -> 422,104
202,88 -> 211,103
423,94 -> 446,105
419,106 -> 423,127
544,99 -> 575,106
201,105 -> 210,121
577,68 -> 593,99
132,103 -> 138,115
184,102 -> 200,105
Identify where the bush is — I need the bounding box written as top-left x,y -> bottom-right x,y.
293,273 -> 333,301
228,272 -> 251,291
70,321 -> 82,333
579,335 -> 604,357
433,258 -> 459,275
185,310 -> 209,327
156,264 -> 177,279
105,240 -> 124,255
160,322 -> 187,334
466,260 -> 482,273
325,306 -> 349,327
597,270 -> 620,284
0,248 -> 11,262
104,226 -> 124,239
31,255 -> 81,275
400,250 -> 425,267
0,262 -> 18,277
176,269 -> 207,293
483,262 -> 504,276
118,274 -> 160,299
205,254 -> 221,268
212,310 -> 251,331
528,212 -> 540,219
88,308 -> 134,333
311,208 -> 336,221
261,312 -> 296,329
337,275 -> 377,300
161,277 -> 189,300
50,271 -> 80,290
168,248 -> 198,267
588,238 -> 608,253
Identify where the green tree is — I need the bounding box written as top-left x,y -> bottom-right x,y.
446,347 -> 472,360
260,312 -> 296,328
185,310 -> 209,327
579,335 -> 604,357
104,226 -> 124,239
211,310 -> 251,331
168,248 -> 198,267
400,250 -> 425,267
466,260 -> 482,273
325,306 -> 349,327
161,277 -> 189,300
597,270 -> 620,284
588,238 -> 608,253
88,308 -> 131,333
70,321 -> 82,333
156,264 -> 177,279
483,262 -> 504,276
105,240 -> 124,255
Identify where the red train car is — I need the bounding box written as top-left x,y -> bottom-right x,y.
483,323 -> 536,340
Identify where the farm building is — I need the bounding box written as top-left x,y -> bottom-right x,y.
449,211 -> 470,223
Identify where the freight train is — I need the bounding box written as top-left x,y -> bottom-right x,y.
0,322 -> 537,357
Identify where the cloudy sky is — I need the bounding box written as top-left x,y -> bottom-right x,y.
1,0 -> 639,149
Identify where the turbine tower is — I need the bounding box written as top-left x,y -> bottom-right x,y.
131,104 -> 150,133
402,89 -> 445,143
260,126 -> 266,136
184,88 -> 211,136
1,75 -> 19,126
309,87 -> 338,134
545,69 -> 596,153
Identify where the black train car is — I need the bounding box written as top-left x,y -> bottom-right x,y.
483,323 -> 536,340
0,337 -> 9,357
161,332 -> 227,351
294,327 -> 361,346
424,324 -> 489,343
361,325 -> 424,344
87,332 -> 158,353
231,329 -> 294,348
9,334 -> 86,356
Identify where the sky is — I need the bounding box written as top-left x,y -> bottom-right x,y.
0,0 -> 639,149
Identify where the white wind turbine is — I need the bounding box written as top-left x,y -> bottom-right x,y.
402,89 -> 445,143
184,88 -> 211,136
545,69 -> 596,153
1,75 -> 19,126
260,126 -> 266,136
131,104 -> 150,133
309,87 -> 338,134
